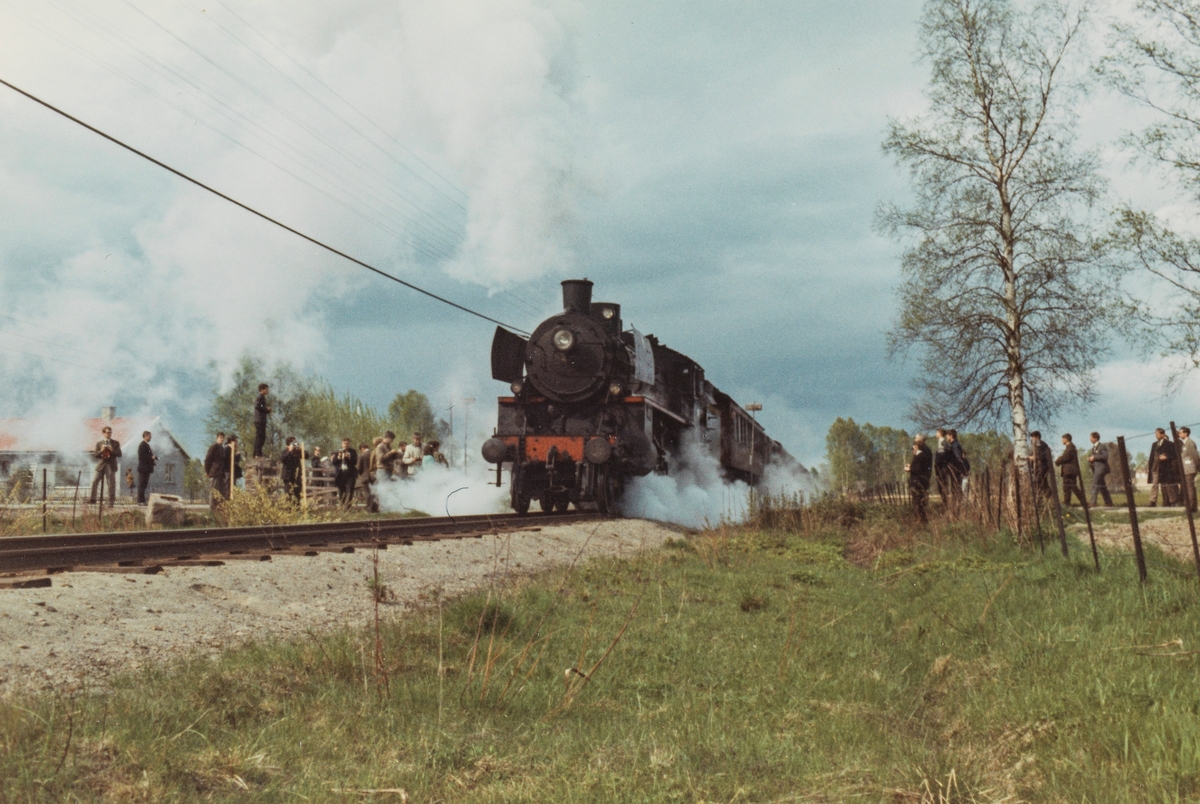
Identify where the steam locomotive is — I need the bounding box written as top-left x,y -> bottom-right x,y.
481,279 -> 798,514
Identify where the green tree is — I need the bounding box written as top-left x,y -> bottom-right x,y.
956,430 -> 1013,473
182,457 -> 206,503
387,390 -> 448,442
879,0 -> 1111,463
861,424 -> 912,486
825,418 -> 875,492
206,356 -> 400,457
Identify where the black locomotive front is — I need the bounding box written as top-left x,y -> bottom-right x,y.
482,279 -> 657,514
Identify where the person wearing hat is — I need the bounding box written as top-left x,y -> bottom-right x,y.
88,424 -> 122,505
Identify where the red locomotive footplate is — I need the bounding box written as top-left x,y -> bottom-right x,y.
501,435 -> 614,463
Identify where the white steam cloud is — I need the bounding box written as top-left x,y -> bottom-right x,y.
621,433 -> 817,529
374,465 -> 508,518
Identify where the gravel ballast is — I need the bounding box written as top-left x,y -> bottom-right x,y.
0,518 -> 677,697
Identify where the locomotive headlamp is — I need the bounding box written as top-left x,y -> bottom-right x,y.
510,379 -> 524,395
608,382 -> 623,397
601,307 -> 615,319
552,328 -> 575,351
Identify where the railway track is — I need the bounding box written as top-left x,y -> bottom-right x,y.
0,512 -> 604,587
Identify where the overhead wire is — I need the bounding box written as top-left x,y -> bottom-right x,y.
116,0 -> 469,247
190,0 -> 468,212
6,3 -> 455,263
7,2 -> 543,328
38,0 -> 467,261
0,76 -> 530,335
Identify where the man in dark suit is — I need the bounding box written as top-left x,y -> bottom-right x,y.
906,434 -> 934,524
332,438 -> 358,507
203,432 -> 228,511
136,430 -> 156,505
1055,433 -> 1086,506
1149,428 -> 1178,506
253,383 -> 271,458
88,425 -> 122,505
1028,431 -> 1054,511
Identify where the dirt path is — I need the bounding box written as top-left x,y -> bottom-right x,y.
1089,513 -> 1200,565
0,519 -> 676,698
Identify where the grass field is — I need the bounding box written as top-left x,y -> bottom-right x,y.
5,502 -> 1200,802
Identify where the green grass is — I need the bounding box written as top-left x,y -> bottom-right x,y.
6,508 -> 1200,801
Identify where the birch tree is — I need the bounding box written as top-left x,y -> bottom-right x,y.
879,0 -> 1111,461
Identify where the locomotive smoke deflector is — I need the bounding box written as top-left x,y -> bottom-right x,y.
490,326 -> 528,383
561,278 -> 593,314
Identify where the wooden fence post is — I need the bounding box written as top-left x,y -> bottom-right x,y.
1117,436 -> 1148,583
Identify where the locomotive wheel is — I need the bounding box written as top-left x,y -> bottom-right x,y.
595,468 -> 622,515
538,493 -> 555,514
553,497 -> 570,514
513,494 -> 530,515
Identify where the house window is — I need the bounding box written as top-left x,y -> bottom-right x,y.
164,463 -> 175,483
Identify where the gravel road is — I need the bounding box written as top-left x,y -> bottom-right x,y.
0,518 -> 676,698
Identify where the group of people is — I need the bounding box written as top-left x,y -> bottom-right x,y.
904,425 -> 1200,523
201,419 -> 451,510
88,426 -> 159,506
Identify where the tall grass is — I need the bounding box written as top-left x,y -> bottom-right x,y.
6,508 -> 1200,800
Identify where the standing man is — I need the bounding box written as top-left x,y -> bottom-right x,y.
1149,428 -> 1177,507
1028,431 -> 1053,511
280,436 -> 302,503
906,434 -> 934,524
136,430 -> 156,505
253,383 -> 271,459
1087,432 -> 1114,507
1180,427 -> 1199,513
333,438 -> 358,507
403,432 -> 424,477
1056,433 -> 1086,507
203,432 -> 228,511
88,425 -> 122,505
357,442 -> 376,512
374,431 -> 401,480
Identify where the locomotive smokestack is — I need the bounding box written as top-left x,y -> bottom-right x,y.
561,279 -> 593,315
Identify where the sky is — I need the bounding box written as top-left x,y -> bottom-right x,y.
0,0 -> 1195,469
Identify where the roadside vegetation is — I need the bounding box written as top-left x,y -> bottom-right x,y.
5,499 -> 1200,801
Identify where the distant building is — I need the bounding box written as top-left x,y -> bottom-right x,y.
0,407 -> 191,500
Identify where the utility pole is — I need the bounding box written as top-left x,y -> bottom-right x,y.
445,405 -> 454,466
462,398 -> 475,471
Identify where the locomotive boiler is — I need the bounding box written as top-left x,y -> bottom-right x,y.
481,279 -> 796,514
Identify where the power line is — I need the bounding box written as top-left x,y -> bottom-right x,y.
0,76 -> 530,336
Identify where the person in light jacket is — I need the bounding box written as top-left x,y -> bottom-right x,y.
1180,427 -> 1200,513
1087,432 -> 1114,507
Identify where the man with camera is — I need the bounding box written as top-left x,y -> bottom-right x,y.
88,425 -> 122,505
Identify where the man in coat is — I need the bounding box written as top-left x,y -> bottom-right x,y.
88,424 -> 122,505
1055,433 -> 1086,507
253,383 -> 271,458
402,432 -> 424,478
1087,432 -> 1114,507
280,436 -> 303,503
357,442 -> 376,512
136,430 -> 156,505
1180,427 -> 1199,513
1028,431 -> 1054,510
332,437 -> 358,507
906,434 -> 934,524
1149,428 -> 1178,507
203,432 -> 227,511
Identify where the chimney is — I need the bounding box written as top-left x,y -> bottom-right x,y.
101,406 -> 115,421
561,279 -> 593,315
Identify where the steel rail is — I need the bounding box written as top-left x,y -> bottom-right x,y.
0,512 -> 603,574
